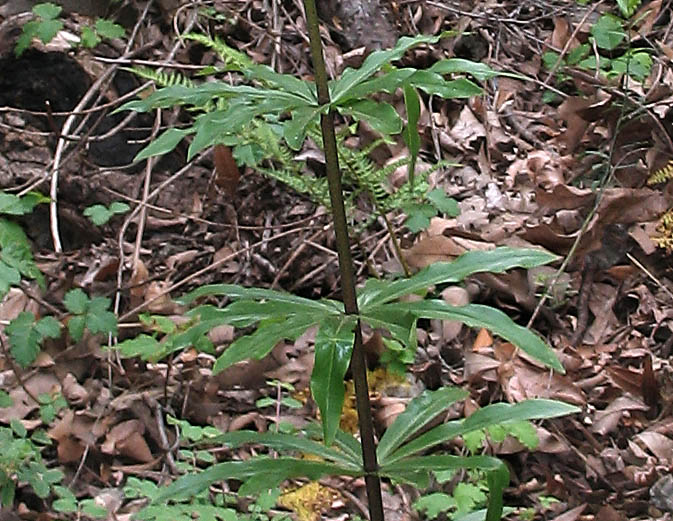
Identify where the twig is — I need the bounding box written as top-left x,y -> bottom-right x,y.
48,1 -> 156,252
627,252 -> 673,301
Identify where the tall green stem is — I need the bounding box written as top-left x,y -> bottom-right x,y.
302,1 -> 384,520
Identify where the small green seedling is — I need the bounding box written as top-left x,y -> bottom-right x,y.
84,202 -> 130,225
15,2 -> 125,56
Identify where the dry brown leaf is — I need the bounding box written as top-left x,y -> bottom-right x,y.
551,504 -> 587,521
592,395 -> 649,435
213,144 -> 240,197
472,328 -> 492,350
402,235 -> 466,269
129,260 -> 149,302
585,283 -> 619,344
62,373 -> 89,404
464,351 -> 500,383
0,373 -> 60,422
636,431 -> 673,462
498,358 -> 586,405
165,249 -> 199,271
432,286 -> 469,343
375,396 -> 408,429
449,105 -> 485,149
557,96 -> 593,153
228,411 -> 266,432
102,419 -> 153,462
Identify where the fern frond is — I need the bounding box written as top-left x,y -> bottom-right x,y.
652,209 -> 673,252
126,66 -> 195,88
182,33 -> 253,71
648,160 -> 673,185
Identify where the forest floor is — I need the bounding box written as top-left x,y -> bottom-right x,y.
0,0 -> 673,520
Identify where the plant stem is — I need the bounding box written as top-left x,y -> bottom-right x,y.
302,1 -> 384,520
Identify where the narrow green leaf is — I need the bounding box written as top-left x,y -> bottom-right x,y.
154,458 -> 360,503
345,68 -> 417,99
402,84 -> 420,157
134,128 -> 193,162
119,85 -> 195,113
249,64 -> 317,103
115,334 -> 161,360
188,300 -> 297,328
377,387 -> 468,462
330,33 -> 446,102
411,73 -> 483,98
178,283 -> 342,313
338,100 -> 402,135
380,454 -> 505,480
213,313 -> 320,373
188,111 -> 235,160
387,301 -> 563,372
212,431 -> 361,468
284,104 -> 323,150
358,247 -> 559,309
387,399 -> 580,463
429,59 -> 503,81
359,306 -> 417,350
311,315 -> 357,445
485,464 -> 508,521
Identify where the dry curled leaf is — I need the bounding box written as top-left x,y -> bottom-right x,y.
213,144 -> 240,197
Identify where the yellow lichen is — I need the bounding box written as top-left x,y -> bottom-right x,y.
278,482 -> 339,521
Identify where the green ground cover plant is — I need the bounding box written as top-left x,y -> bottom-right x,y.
543,0 -> 652,87
0,3 -> 581,520
111,2 -> 580,520
15,2 -> 125,56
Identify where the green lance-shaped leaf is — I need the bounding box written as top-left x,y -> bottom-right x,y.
384,301 -> 563,372
380,455 -> 509,521
303,423 -> 363,464
248,64 -> 318,103
359,305 -> 417,352
377,387 -> 468,463
402,84 -> 420,157
177,283 -> 342,313
358,247 -> 559,309
402,83 -> 421,190
134,128 -> 194,162
429,58 -> 504,81
338,99 -> 402,136
485,463 -> 509,521
385,399 -> 580,464
154,457 -> 361,503
213,312 -> 321,374
346,68 -> 417,99
379,453 -> 506,485
207,430 -> 361,469
284,104 -> 324,150
311,315 -> 357,445
330,32 -> 447,103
